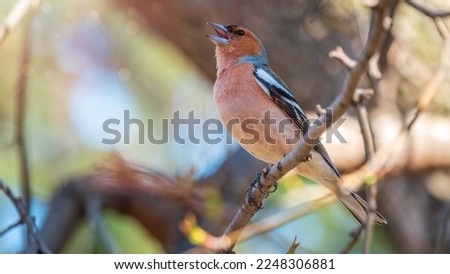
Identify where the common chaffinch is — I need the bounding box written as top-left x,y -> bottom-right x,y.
207,22 -> 387,225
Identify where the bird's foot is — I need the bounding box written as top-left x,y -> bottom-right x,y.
261,166 -> 270,178
276,161 -> 283,171
247,174 -> 264,209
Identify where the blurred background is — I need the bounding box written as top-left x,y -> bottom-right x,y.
0,0 -> 450,254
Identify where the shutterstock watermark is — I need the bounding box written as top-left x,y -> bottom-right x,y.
101,109 -> 347,145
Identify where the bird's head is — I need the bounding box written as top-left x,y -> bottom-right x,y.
207,22 -> 266,72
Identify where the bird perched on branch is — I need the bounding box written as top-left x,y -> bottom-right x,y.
207,22 -> 386,225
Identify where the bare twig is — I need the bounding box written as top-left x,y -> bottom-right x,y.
339,2 -> 395,253
0,219 -> 23,237
341,226 -> 364,254
0,180 -> 51,253
406,18 -> 450,130
238,194 -> 333,245
329,46 -> 357,69
406,0 -> 450,18
185,194 -> 335,253
368,52 -> 382,79
354,91 -> 378,253
14,0 -> 40,218
0,0 -> 40,46
15,26 -> 32,218
85,196 -> 118,253
286,236 -> 301,254
219,0 -> 388,253
343,19 -> 450,188
315,104 -> 325,117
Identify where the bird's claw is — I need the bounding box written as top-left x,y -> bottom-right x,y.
268,182 -> 278,194
247,174 -> 264,209
249,168 -> 278,200
276,162 -> 283,171
261,167 -> 269,178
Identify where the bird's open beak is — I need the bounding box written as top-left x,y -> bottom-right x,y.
206,22 -> 230,45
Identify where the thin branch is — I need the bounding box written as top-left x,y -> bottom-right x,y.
406,18 -> 450,130
406,0 -> 450,18
355,12 -> 394,253
354,91 -> 378,253
342,19 -> 450,187
238,195 -> 334,243
14,0 -> 40,216
368,52 -> 382,79
0,180 -> 51,254
219,0 -> 388,253
15,22 -> 32,218
334,88 -> 379,255
184,194 -> 335,253
339,9 -> 394,250
85,196 -> 118,254
286,236 -> 301,254
341,226 -> 364,254
0,0 -> 40,46
0,219 -> 23,237
354,20 -> 450,187
329,46 -> 357,69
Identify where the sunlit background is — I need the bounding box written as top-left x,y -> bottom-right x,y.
1,0 -> 449,254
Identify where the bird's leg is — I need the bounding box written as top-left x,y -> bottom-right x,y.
256,166 -> 270,193
246,165 -> 275,207
260,166 -> 279,197
246,172 -> 264,209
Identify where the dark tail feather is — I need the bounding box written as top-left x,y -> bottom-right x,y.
338,191 -> 387,226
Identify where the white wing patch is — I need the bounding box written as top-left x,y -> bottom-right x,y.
254,78 -> 270,96
254,67 -> 304,121
255,68 -> 290,94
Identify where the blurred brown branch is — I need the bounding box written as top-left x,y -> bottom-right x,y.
22,156 -> 204,254
0,0 -> 40,46
0,180 -> 51,254
349,18 -> 450,183
14,3 -> 36,218
406,0 -> 450,18
406,18 -> 450,130
185,193 -> 334,253
329,46 -> 357,69
341,226 -> 364,254
331,3 -> 393,253
85,196 -> 118,253
353,90 -> 378,253
351,3 -> 396,251
0,219 -> 22,237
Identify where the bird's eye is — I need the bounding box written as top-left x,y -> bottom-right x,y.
236,30 -> 245,36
